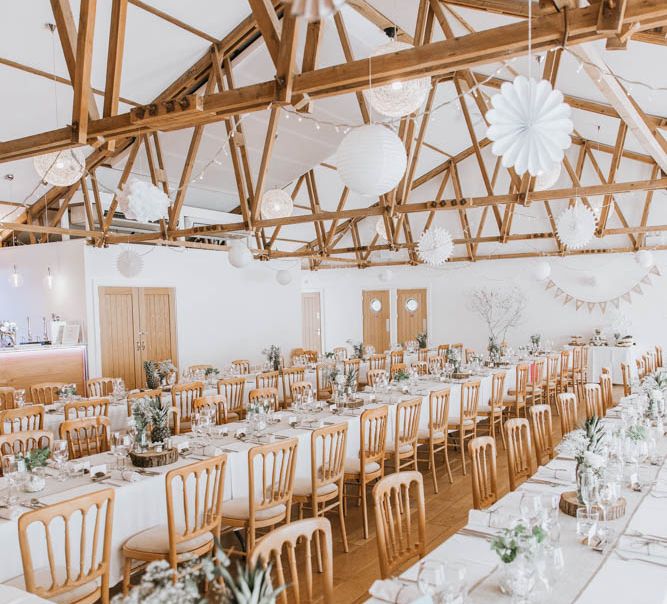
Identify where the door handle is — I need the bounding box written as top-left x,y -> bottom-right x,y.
135,340 -> 141,351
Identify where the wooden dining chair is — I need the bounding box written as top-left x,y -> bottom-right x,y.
620,362 -> 632,397
468,436 -> 498,510
257,371 -> 279,390
555,393 -> 578,436
126,388 -> 163,417
366,369 -> 386,388
636,357 -> 646,380
64,398 -> 109,420
30,382 -> 67,404
428,355 -> 446,374
437,344 -> 450,357
60,416 -> 111,459
372,471 -> 426,580
417,348 -> 430,362
477,371 -> 506,449
122,456 -> 227,594
0,405 -> 45,434
417,388 -> 453,493
12,488 -> 114,604
656,345 -> 663,368
571,346 -> 583,383
248,388 -> 279,412
386,398 -> 421,473
389,363 -> 407,379
217,377 -> 245,421
231,359 -> 250,375
187,364 -> 213,374
544,354 -> 560,406
86,377 -> 115,398
411,361 -> 428,376
368,354 -> 386,371
599,373 -> 613,412
504,418 -> 535,491
220,439 -> 298,556
293,422 -> 349,554
171,381 -> 204,429
0,430 -> 53,473
193,395 -> 228,424
344,405 -> 388,539
528,404 -> 555,466
250,517 -> 334,604
583,383 -> 604,419
0,387 -> 16,410
504,364 -> 529,418
290,380 -> 313,401
389,350 -> 404,370
450,343 -> 464,357
343,359 -> 361,388
282,367 -> 305,406
333,346 -> 348,360
315,363 -> 334,401
527,358 -> 545,406
558,350 -> 571,395
449,379 -> 480,475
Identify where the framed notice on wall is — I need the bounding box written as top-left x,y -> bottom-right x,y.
61,323 -> 81,345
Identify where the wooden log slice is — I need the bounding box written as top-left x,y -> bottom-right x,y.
129,447 -> 179,468
559,490 -> 627,520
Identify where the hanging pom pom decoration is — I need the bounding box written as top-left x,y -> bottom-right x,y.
117,179 -> 171,223
555,205 -> 596,250
417,227 -> 454,267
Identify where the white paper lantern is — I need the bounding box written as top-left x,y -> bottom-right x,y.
635,249 -> 654,268
276,269 -> 292,286
486,76 -> 573,176
117,179 -> 171,223
116,249 -> 143,278
535,162 -> 561,191
33,148 -> 85,186
368,39 -> 430,118
533,261 -> 551,281
288,0 -> 346,21
336,125 -> 407,196
378,268 -> 393,282
555,205 -> 596,250
417,227 -> 454,267
261,189 -> 293,220
228,240 -> 253,268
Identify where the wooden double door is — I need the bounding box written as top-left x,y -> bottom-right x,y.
98,287 -> 177,389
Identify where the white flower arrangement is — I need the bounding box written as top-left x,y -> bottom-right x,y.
558,416 -> 606,472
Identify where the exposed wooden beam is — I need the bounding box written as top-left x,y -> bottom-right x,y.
103,0 -> 128,119
247,0 -> 282,66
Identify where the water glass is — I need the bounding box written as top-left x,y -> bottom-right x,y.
441,562 -> 467,604
1,457 -> 20,506
417,560 -> 445,599
576,508 -> 599,543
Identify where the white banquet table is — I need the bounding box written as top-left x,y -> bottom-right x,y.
586,346 -> 638,384
0,585 -> 50,604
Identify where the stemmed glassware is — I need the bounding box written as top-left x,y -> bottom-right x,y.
597,481 -> 618,542
417,560 -> 446,599
1,457 -> 20,506
579,469 -> 598,518
52,439 -> 69,482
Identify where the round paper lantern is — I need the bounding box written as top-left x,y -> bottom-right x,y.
378,268 -> 393,282
228,240 -> 253,268
368,39 -> 430,118
336,125 -> 407,196
288,0 -> 346,21
535,162 -> 561,191
261,188 -> 293,220
556,205 -> 596,250
117,179 -> 170,223
533,261 -> 551,281
116,249 -> 143,278
635,249 -> 654,269
33,148 -> 85,186
486,76 -> 573,176
276,269 -> 292,286
417,227 -> 454,267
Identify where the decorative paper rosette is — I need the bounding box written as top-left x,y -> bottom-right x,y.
417,227 -> 454,266
486,76 -> 573,177
117,178 -> 171,223
555,205 -> 596,250
261,188 -> 293,220
116,249 -> 143,278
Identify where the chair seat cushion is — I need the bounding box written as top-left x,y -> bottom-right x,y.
344,459 -> 381,475
448,417 -> 476,427
222,498 -> 287,521
417,428 -> 445,441
385,442 -> 414,455
123,524 -> 213,555
292,478 -> 338,498
477,405 -> 505,414
7,568 -> 98,604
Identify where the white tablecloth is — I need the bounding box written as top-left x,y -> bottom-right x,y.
587,346 -> 638,384
0,585 -> 50,604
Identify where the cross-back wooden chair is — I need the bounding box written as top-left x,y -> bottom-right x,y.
529,404 -> 554,466
257,371 -> 279,390
583,383 -> 604,419
171,381 -> 204,429
599,373 -> 613,412
248,388 -> 279,412
333,346 -> 348,360
64,398 -> 109,421
411,361 -> 428,376
282,367 -> 305,406
86,377 -> 115,398
367,369 -> 387,388
0,405 -> 45,434
293,422 -> 349,556
389,350 -> 404,370
126,388 -> 163,417
315,363 -> 334,401
0,431 -> 53,474
193,395 -> 228,424
60,416 -> 111,459
231,359 -> 250,375
217,377 -> 245,421
417,388 -> 453,494
30,382 -> 67,404
220,439 -> 298,555
343,359 -> 361,389
468,436 -> 498,510
477,371 -> 506,448
504,364 -> 529,418
372,471 -> 426,580
556,393 -> 578,436
250,517 -> 334,604
620,362 -> 632,397
386,398 -> 421,473
0,387 -> 16,410
12,488 -> 114,604
449,379 -> 480,475
504,418 -> 535,491
389,363 -> 407,379
368,354 -> 386,371
344,405 -> 388,539
122,456 -> 227,593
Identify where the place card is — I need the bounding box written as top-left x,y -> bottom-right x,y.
89,463 -> 107,476
174,439 -> 190,452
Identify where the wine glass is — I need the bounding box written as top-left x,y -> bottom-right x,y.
579,469 -> 598,518
417,560 -> 445,599
52,439 -> 69,482
441,562 -> 467,604
597,481 -> 617,542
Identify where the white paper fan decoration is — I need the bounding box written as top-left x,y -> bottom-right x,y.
555,205 -> 596,250
417,227 -> 454,266
486,76 -> 573,177
116,249 -> 143,278
117,178 -> 171,223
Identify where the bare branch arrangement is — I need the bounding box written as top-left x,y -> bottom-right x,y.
468,286 -> 526,344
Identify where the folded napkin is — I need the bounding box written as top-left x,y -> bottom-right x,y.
203,445 -> 223,456
617,535 -> 667,563
0,506 -> 23,521
369,579 -> 432,604
121,470 -> 141,483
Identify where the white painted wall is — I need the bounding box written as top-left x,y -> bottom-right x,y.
303,252 -> 667,354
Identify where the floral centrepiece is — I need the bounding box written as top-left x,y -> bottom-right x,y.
346,339 -> 365,360
263,345 -> 282,371
416,332 -> 428,349
132,396 -> 171,447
